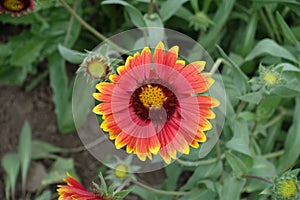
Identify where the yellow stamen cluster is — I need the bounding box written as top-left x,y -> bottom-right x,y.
277,179 -> 298,198
3,0 -> 25,11
114,164 -> 128,179
139,85 -> 168,109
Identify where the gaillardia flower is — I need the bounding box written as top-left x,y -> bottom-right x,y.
57,173 -> 104,200
0,0 -> 34,17
93,41 -> 219,164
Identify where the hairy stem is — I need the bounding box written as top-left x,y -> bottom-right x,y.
131,178 -> 196,196
58,0 -> 127,54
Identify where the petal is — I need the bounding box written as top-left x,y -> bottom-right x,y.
154,41 -> 165,65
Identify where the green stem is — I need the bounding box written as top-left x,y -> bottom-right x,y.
210,58 -> 230,74
131,179 -> 196,196
263,150 -> 284,159
148,0 -> 154,16
64,0 -> 78,46
242,174 -> 273,184
177,150 -> 284,167
177,154 -> 225,167
58,0 -> 127,54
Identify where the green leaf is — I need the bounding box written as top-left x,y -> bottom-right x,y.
0,65 -> 28,85
48,52 -> 75,133
58,44 -> 86,64
162,163 -> 183,190
179,190 -> 217,200
225,151 -> 249,177
244,156 -> 276,192
10,37 -> 46,67
239,90 -> 263,105
102,0 -> 146,28
114,190 -> 131,200
199,0 -> 236,49
18,121 -> 32,190
143,13 -> 164,45
226,120 -> 252,156
99,172 -> 108,195
35,190 -> 52,200
216,45 -> 249,94
181,161 -> 222,190
279,97 -> 300,171
276,12 -> 298,45
160,0 -> 189,21
41,158 -> 76,187
221,176 -> 246,200
31,140 -> 64,159
1,153 -> 20,197
256,96 -> 281,122
245,39 -> 297,63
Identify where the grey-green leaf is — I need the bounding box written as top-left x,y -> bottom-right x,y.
41,158 -> 76,187
239,90 -> 263,105
10,37 -> 46,67
225,151 -> 249,177
18,121 -> 32,189
276,12 -> 298,45
1,153 -> 20,197
102,0 -> 146,28
245,39 -> 297,63
58,44 -> 86,64
226,120 -> 252,156
31,140 -> 64,159
221,176 -> 246,200
160,0 -> 189,21
278,97 -> 300,171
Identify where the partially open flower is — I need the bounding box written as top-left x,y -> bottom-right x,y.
114,163 -> 128,179
93,41 -> 219,164
272,170 -> 300,200
57,173 -> 105,200
82,55 -> 110,80
0,0 -> 34,17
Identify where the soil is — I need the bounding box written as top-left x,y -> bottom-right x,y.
0,79 -> 167,200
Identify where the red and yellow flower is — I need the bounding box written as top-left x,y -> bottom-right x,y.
57,173 -> 104,200
0,0 -> 34,17
93,41 -> 219,164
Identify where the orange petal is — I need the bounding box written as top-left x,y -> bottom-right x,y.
154,41 -> 165,65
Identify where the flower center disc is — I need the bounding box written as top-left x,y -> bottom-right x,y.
1,0 -> 28,12
130,83 -> 178,122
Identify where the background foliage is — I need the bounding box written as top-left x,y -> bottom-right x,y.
1,0 -> 300,199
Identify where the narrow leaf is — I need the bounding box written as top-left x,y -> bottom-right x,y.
276,12 -> 298,45
18,121 -> 32,191
279,97 -> 300,171
1,153 -> 20,198
245,39 -> 297,63
48,52 -> 75,133
160,0 -> 189,21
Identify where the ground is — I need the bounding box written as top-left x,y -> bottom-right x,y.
0,80 -> 166,199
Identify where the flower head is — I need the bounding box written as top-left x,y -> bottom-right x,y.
272,170 -> 300,200
93,41 -> 219,164
0,0 -> 34,17
57,173 -> 104,200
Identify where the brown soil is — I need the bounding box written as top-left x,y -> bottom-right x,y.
0,80 -> 166,199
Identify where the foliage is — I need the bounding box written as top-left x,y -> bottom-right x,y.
1,0 -> 300,199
